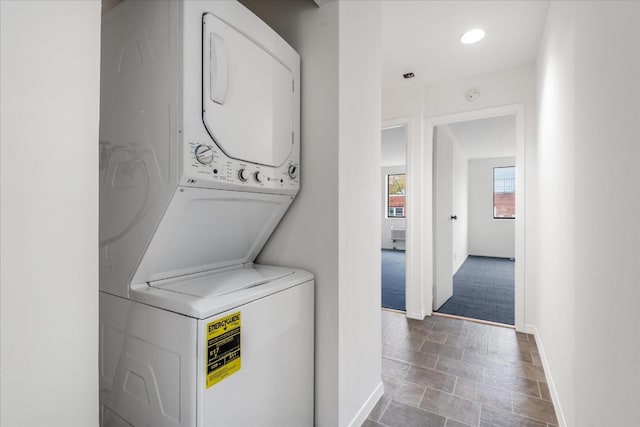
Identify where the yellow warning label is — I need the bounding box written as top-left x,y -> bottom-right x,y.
206,311 -> 241,389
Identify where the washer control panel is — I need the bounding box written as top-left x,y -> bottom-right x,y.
181,128 -> 300,194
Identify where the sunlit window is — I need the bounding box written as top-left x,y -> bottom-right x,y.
493,166 -> 515,219
387,174 -> 406,218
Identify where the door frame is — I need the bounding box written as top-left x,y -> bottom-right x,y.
381,116 -> 419,317
414,104 -> 526,331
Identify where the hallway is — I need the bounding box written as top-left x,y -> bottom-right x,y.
365,310 -> 557,426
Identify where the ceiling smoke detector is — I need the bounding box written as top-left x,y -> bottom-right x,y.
465,89 -> 480,102
403,72 -> 415,79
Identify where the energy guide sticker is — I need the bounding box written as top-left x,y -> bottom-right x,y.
206,311 -> 241,388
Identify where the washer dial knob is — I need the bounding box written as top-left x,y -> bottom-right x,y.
194,145 -> 214,165
238,168 -> 249,182
254,171 -> 265,183
287,164 -> 298,179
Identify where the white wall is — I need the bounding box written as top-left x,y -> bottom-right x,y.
381,166 -> 406,250
468,157 -> 516,259
536,2 -> 640,425
451,133 -> 469,273
0,1 -> 101,426
240,2 -> 382,426
337,4 -> 382,425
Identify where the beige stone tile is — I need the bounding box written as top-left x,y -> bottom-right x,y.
379,400 -> 446,427
420,341 -> 465,360
382,332 -> 425,351
445,333 -> 492,353
435,356 -> 485,382
512,393 -> 558,424
474,383 -> 513,412
463,347 -> 533,367
382,322 -> 413,338
445,418 -> 472,427
419,388 -> 481,426
382,375 -> 426,407
480,405 -> 547,427
485,362 -> 547,383
362,419 -> 385,427
531,351 -> 542,366
404,365 -> 457,394
382,357 -> 411,379
407,316 -> 438,331
483,371 -> 540,398
453,377 -> 476,400
384,346 -> 439,370
410,327 -> 448,344
538,381 -> 551,401
452,378 -> 512,413
432,322 -> 465,335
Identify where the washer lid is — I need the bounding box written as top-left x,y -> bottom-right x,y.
148,265 -> 294,299
202,12 -> 296,167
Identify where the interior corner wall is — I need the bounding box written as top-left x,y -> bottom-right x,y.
337,2 -> 382,425
468,157 -> 516,259
0,1 -> 101,426
381,166 -> 406,250
536,2 -> 640,425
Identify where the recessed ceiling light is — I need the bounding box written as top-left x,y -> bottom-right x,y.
460,28 -> 485,44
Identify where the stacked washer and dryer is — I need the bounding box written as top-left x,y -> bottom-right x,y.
99,1 -> 313,426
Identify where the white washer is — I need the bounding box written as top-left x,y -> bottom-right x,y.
98,1 -> 312,426
101,266 -> 313,427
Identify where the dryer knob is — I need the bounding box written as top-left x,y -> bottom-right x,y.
288,165 -> 298,179
238,168 -> 249,182
195,144 -> 214,165
254,171 -> 265,183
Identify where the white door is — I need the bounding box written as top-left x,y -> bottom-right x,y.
434,130 -> 454,310
202,12 -> 295,167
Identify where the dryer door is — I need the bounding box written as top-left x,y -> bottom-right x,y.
202,12 -> 294,168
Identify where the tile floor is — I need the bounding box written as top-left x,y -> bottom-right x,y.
364,310 -> 558,427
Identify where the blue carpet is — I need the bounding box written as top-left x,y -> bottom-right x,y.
437,256 -> 514,325
381,249 -> 406,311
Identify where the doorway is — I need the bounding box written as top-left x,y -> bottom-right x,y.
432,114 -> 517,325
417,105 -> 526,329
381,124 -> 407,312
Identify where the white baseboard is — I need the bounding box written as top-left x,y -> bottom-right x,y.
406,311 -> 424,320
347,381 -> 384,427
523,323 -> 537,335
529,325 -> 567,427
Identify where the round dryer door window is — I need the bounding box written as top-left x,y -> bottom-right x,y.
202,13 -> 294,168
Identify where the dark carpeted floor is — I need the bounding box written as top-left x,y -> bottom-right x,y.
381,249 -> 406,311
437,255 -> 515,325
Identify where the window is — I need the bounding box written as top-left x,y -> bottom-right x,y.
493,166 -> 515,219
387,174 -> 406,218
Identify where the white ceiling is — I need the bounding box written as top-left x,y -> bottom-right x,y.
381,1 -> 549,91
442,114 -> 516,160
381,126 -> 407,167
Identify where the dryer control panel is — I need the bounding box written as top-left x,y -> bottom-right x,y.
180,127 -> 299,195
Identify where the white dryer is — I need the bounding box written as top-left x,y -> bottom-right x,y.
98,1 -> 312,426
